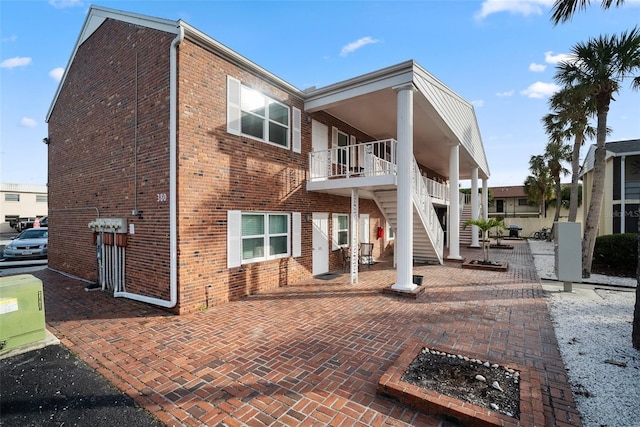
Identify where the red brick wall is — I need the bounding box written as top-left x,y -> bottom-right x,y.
48,19 -> 391,314
174,40 -> 389,313
47,19 -> 173,299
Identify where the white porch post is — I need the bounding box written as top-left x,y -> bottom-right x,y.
350,188 -> 359,284
447,144 -> 462,260
391,84 -> 416,291
482,179 -> 489,220
621,155 -> 626,233
470,167 -> 480,248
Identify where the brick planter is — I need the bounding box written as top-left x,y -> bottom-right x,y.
461,260 -> 508,271
377,341 -> 545,427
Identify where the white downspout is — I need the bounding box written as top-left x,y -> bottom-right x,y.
114,25 -> 183,308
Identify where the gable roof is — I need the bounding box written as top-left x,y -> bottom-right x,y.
489,186 -> 526,198
579,139 -> 640,176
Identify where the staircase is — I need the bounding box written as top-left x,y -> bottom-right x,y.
374,190 -> 442,264
459,204 -> 473,247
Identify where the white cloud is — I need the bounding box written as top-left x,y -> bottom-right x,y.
520,81 -> 560,98
21,117 -> 37,127
475,0 -> 554,20
529,63 -> 546,72
49,0 -> 83,8
0,56 -> 32,69
471,100 -> 485,108
49,67 -> 64,82
544,51 -> 574,64
496,90 -> 514,97
1,35 -> 17,43
340,36 -> 380,57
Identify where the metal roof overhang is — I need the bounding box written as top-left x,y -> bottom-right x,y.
304,61 -> 489,181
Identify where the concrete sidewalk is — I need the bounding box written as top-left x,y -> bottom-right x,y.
2,240 -> 582,426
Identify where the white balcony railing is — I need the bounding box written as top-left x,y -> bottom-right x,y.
309,139 -> 397,181
424,177 -> 449,202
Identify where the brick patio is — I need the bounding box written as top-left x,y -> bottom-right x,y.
35,240 -> 581,426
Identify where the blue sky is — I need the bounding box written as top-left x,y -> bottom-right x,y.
1,0 -> 639,187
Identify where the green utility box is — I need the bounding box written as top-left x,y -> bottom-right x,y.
0,274 -> 46,352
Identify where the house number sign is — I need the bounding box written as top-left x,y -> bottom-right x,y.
157,193 -> 168,202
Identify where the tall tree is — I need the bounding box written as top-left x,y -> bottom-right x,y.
552,0 -> 640,352
555,28 -> 640,278
551,0 -> 626,24
542,86 -> 597,222
524,155 -> 553,218
544,141 -> 571,225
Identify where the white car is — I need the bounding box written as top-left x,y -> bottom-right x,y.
2,227 -> 48,260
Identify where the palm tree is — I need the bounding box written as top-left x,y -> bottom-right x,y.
524,155 -> 553,218
552,0 -> 640,353
555,28 -> 640,278
542,86 -> 598,222
544,141 -> 571,226
551,0 -> 626,24
463,218 -> 505,264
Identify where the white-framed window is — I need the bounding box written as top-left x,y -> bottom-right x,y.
227,76 -> 291,149
241,213 -> 290,262
36,195 -> 48,203
332,213 -> 349,250
227,211 -> 301,268
386,222 -> 395,240
4,194 -> 19,202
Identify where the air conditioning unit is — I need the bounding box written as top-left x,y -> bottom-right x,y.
0,274 -> 46,353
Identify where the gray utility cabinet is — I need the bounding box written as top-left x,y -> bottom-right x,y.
554,222 -> 582,283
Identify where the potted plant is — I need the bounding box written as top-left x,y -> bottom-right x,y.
462,218 -> 508,270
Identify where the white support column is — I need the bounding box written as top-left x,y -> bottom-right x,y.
470,167 -> 480,248
350,188 -> 359,284
620,155 -> 626,233
482,179 -> 489,220
447,144 -> 462,260
391,84 -> 417,291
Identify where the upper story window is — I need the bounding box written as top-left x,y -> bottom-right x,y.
4,194 -> 19,202
227,76 -> 291,149
36,195 -> 48,203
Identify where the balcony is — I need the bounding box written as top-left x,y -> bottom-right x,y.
307,139 -> 449,204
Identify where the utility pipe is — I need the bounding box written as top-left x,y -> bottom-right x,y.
114,25 -> 183,308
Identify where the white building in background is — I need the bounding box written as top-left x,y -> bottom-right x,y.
0,183 -> 48,233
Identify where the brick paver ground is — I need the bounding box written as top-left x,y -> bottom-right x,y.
34,240 -> 581,426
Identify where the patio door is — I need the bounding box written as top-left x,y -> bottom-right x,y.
312,213 -> 329,276
312,120 -> 328,178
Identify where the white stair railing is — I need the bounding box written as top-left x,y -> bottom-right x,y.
412,159 -> 444,262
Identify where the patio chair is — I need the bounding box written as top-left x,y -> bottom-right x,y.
340,246 -> 350,272
360,242 -> 374,268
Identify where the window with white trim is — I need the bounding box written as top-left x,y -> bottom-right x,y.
386,222 -> 395,240
36,195 -> 48,203
332,214 -> 349,249
241,213 -> 290,262
5,194 -> 19,202
227,76 -> 290,148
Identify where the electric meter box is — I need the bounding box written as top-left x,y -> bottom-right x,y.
0,274 -> 46,352
554,222 -> 582,283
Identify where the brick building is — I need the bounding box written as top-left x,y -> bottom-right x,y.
46,6 -> 490,314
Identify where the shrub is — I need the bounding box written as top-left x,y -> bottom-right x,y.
593,233 -> 637,275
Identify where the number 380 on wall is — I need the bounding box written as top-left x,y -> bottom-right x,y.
157,193 -> 168,202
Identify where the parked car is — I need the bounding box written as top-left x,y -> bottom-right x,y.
36,216 -> 48,227
2,227 -> 48,260
14,217 -> 36,232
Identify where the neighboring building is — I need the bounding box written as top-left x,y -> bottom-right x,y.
45,6 -> 490,314
580,138 -> 640,236
487,186 -> 540,218
0,183 -> 48,233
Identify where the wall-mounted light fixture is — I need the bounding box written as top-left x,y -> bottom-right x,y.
305,214 -> 311,222
42,137 -> 50,145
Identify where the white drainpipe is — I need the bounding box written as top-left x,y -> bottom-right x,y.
114,25 -> 183,308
